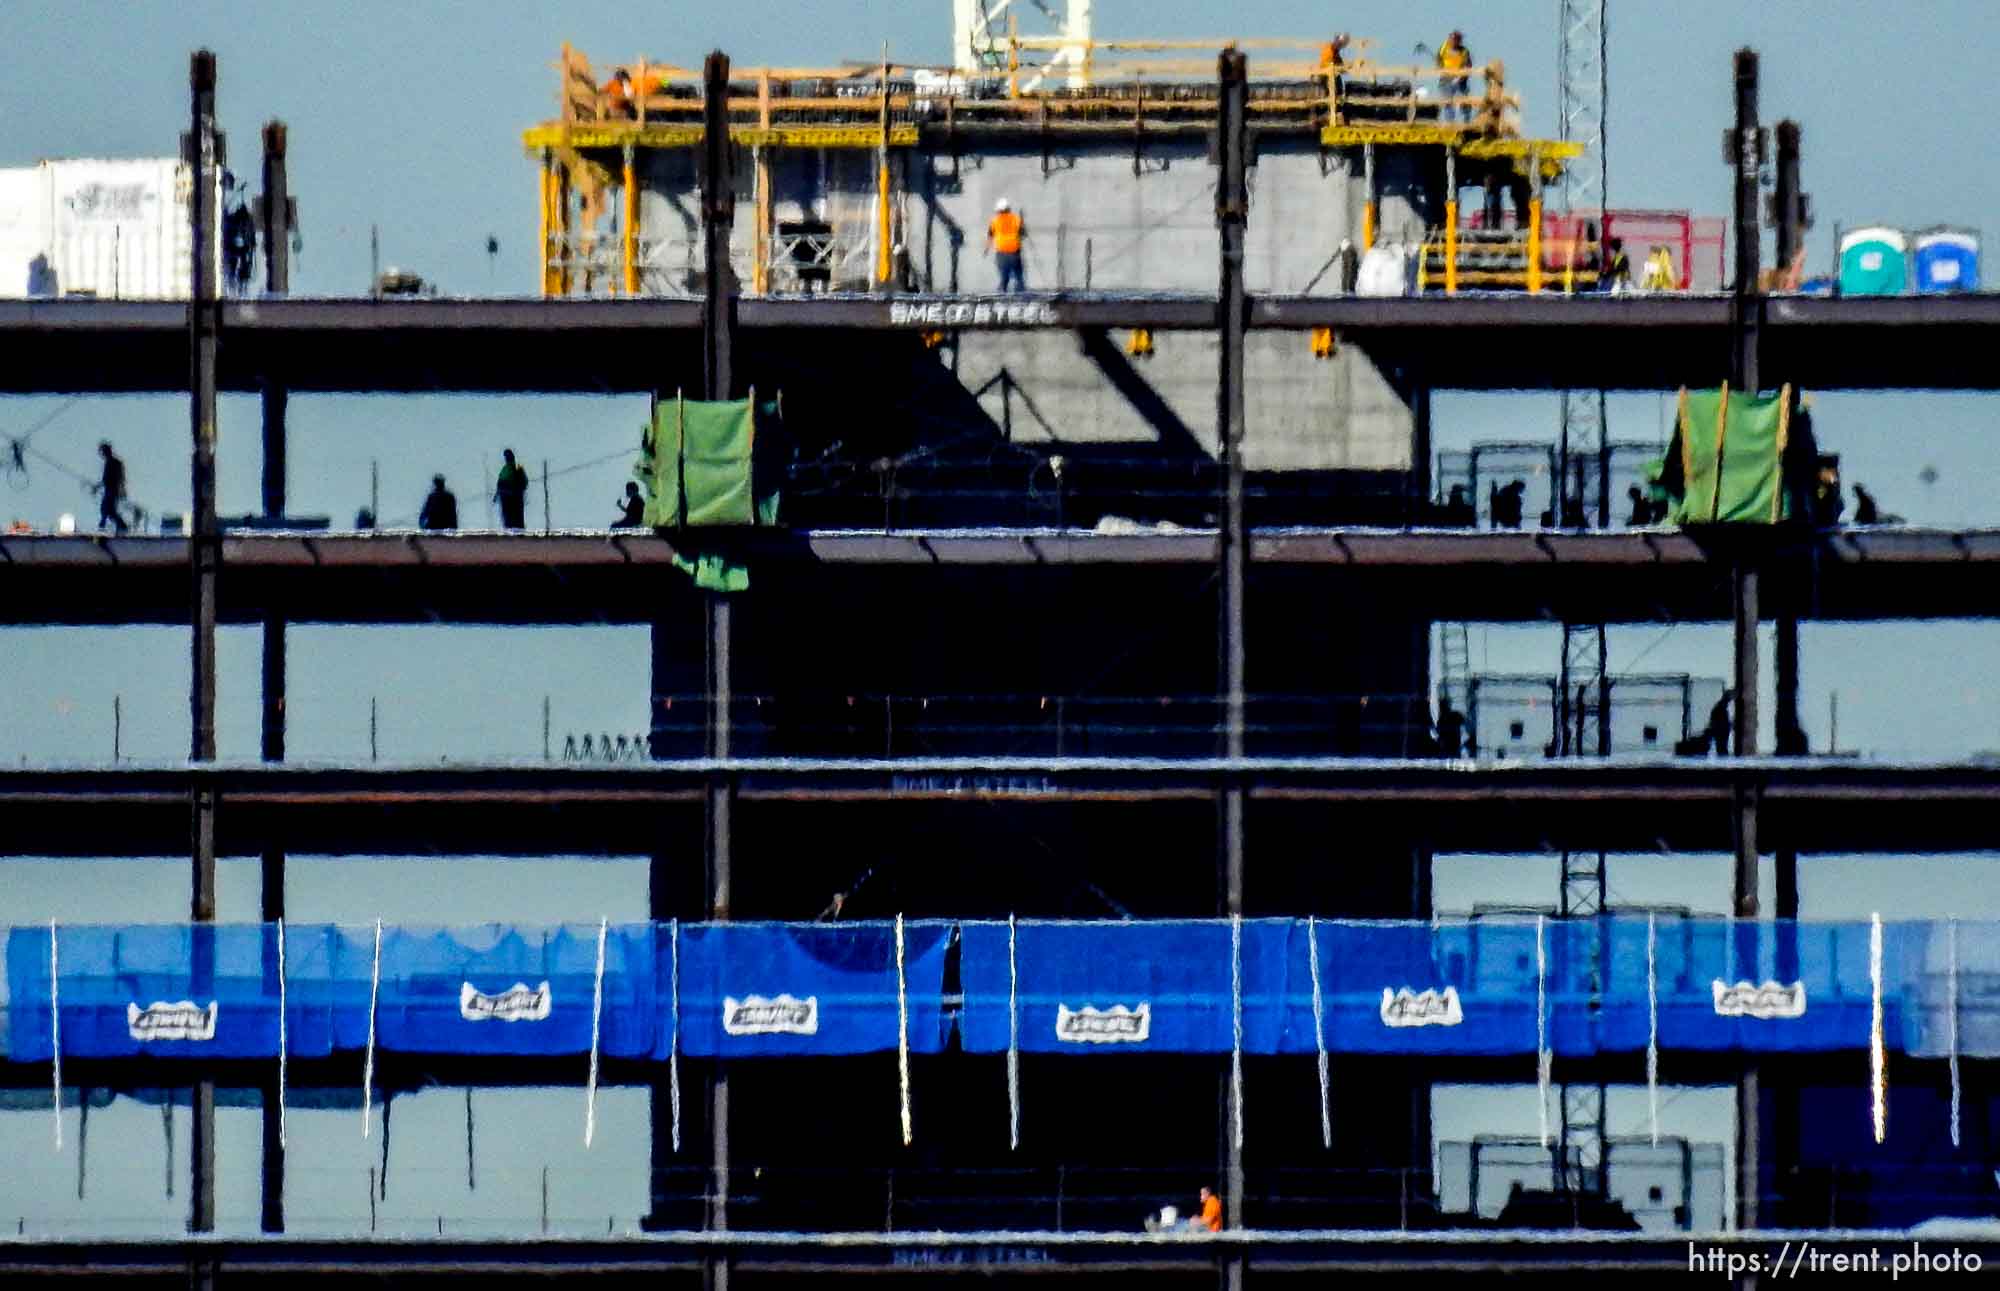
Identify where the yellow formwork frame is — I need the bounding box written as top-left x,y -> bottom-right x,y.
1361,143 -> 1376,251
1443,146 -> 1458,296
621,146 -> 639,296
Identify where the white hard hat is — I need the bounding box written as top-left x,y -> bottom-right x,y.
995,198 -> 1011,212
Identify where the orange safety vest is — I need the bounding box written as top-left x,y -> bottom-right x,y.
1200,1195 -> 1223,1232
990,211 -> 1024,254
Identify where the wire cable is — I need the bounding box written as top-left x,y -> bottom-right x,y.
363,918 -> 382,1139
586,917 -> 607,1148
1307,915 -> 1331,1150
277,918 -> 288,1151
1870,913 -> 1886,1145
896,913 -> 912,1147
1007,913 -> 1020,1151
50,919 -> 61,1152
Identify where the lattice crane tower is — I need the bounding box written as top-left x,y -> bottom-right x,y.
1554,0 -> 1611,1203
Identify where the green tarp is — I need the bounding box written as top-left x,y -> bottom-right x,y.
1669,384 -> 1794,525
639,394 -> 782,529
636,393 -> 783,591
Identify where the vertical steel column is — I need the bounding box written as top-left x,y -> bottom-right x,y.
699,51 -> 736,1291
1728,47 -> 1765,1234
256,117 -> 292,1239
1772,118 -> 1805,988
1214,49 -> 1249,1275
186,52 -> 221,1274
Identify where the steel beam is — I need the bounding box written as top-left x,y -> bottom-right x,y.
700,51 -> 735,1291
186,51 -> 222,1268
1728,48 -> 1764,1236
1213,51 -> 1249,1277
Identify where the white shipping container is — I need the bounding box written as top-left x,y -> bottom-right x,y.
0,158 -> 219,299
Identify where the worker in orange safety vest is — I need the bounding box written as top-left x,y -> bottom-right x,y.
986,197 -> 1028,293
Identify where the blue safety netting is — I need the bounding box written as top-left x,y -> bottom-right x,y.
667,921 -> 950,1058
6,925 -> 282,1061
368,924 -> 656,1058
960,920 -> 1290,1054
0,918 -> 1965,1062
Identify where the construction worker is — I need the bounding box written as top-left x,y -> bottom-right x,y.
1599,238 -> 1632,293
600,67 -> 665,119
1436,31 -> 1472,122
1640,246 -> 1677,292
613,481 -> 646,528
495,448 -> 530,529
419,475 -> 459,531
987,198 -> 1027,293
94,441 -> 128,534
1195,1186 -> 1224,1232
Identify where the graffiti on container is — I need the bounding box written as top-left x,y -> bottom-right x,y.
66,183 -> 154,221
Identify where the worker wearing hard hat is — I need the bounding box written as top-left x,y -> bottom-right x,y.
1436,31 -> 1473,122
986,198 -> 1028,293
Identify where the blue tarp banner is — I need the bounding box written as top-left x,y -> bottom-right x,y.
0,918 -> 1948,1062
665,922 -> 951,1058
960,920 -> 1293,1054
370,925 -> 656,1058
7,925 -> 283,1060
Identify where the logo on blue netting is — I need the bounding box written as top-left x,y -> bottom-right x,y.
459,981 -> 553,1022
724,994 -> 820,1035
1710,980 -> 1807,1019
127,1000 -> 218,1041
1379,987 -> 1463,1028
1055,1002 -> 1151,1044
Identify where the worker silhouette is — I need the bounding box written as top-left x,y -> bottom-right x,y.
1626,485 -> 1655,527
1853,484 -> 1881,526
1435,697 -> 1467,759
1489,479 -> 1527,529
495,449 -> 530,529
987,198 -> 1027,293
1442,484 -> 1476,527
1707,690 -> 1735,757
418,475 -> 459,531
613,481 -> 646,528
1599,237 -> 1631,292
94,441 -> 129,534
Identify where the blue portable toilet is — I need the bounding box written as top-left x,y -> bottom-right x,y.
1914,228 -> 1980,293
1839,227 -> 1908,296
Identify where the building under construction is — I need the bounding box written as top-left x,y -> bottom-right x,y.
9,8 -> 2000,1289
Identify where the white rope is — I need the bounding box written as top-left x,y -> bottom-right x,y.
1230,913 -> 1244,1152
669,918 -> 682,1154
1307,916 -> 1331,1151
50,919 -> 61,1152
1007,913 -> 1020,1151
1646,913 -> 1659,1148
277,918 -> 288,1151
1949,918 -> 1962,1149
1535,915 -> 1550,1150
363,918 -> 382,1139
586,918 -> 607,1148
896,914 -> 913,1147
1870,912 -> 1886,1145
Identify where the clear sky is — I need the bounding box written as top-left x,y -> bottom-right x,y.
2,0 -> 1998,1234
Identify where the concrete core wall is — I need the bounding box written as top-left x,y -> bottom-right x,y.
628,136 -> 1427,473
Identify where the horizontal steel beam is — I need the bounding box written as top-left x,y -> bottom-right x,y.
3,757 -> 1998,857
0,1229 -> 1989,1277
7,294 -> 2000,392
5,529 -> 1998,625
